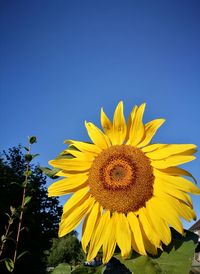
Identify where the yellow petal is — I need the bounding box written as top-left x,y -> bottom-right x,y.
153,177 -> 193,207
85,122 -> 110,149
177,200 -> 196,221
150,196 -> 183,234
125,105 -> 138,141
59,196 -> 94,237
63,148 -> 97,160
138,207 -> 160,248
49,158 -> 92,171
151,155 -> 196,169
156,166 -> 197,184
139,223 -> 157,255
102,214 -> 116,263
112,101 -> 127,145
146,144 -> 196,160
146,200 -> 171,246
142,143 -> 167,153
178,149 -> 197,156
154,170 -> 200,194
100,108 -> 113,141
138,119 -> 165,148
163,194 -> 196,221
55,170 -> 87,177
62,186 -> 90,218
87,210 -> 110,261
115,213 -> 132,258
48,173 -> 88,196
82,202 -> 101,252
127,212 -> 146,255
64,140 -> 102,154
130,232 -> 140,255
127,103 -> 146,146
62,149 -> 95,162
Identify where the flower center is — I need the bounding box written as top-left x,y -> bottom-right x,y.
100,157 -> 136,190
88,145 -> 154,213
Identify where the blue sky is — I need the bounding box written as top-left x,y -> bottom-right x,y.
0,0 -> 200,231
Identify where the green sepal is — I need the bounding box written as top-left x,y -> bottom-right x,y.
40,167 -> 60,179
56,153 -> 74,160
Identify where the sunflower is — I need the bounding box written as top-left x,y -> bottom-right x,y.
48,102 -> 200,263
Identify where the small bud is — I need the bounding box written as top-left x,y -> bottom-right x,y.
29,136 -> 37,144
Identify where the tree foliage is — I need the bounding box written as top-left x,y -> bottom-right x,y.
47,232 -> 85,267
0,146 -> 62,273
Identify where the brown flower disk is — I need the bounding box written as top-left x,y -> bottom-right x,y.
88,145 -> 154,213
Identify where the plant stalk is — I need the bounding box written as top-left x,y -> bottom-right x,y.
13,144 -> 31,264
0,222 -> 11,258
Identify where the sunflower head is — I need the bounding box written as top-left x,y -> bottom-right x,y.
48,101 -> 200,263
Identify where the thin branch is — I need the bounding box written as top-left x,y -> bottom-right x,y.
0,222 -> 11,258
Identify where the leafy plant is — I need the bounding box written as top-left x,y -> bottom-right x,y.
0,136 -> 38,272
0,138 -> 62,273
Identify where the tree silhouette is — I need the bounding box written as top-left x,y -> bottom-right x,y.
0,146 -> 62,274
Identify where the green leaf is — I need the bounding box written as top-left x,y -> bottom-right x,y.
29,136 -> 37,144
1,235 -> 6,243
4,237 -> 16,244
25,154 -> 33,162
32,153 -> 39,159
103,258 -> 131,273
40,167 -> 60,179
115,229 -> 198,274
23,170 -> 32,177
24,196 -> 32,205
11,182 -> 23,187
22,180 -> 27,187
20,226 -> 28,232
10,206 -> 16,214
71,264 -> 104,274
4,258 -> 14,272
8,218 -> 14,225
25,153 -> 39,162
16,250 -> 29,261
5,213 -> 10,218
21,146 -> 29,152
51,263 -> 71,274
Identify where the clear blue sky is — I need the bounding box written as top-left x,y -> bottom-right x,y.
0,0 -> 200,230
